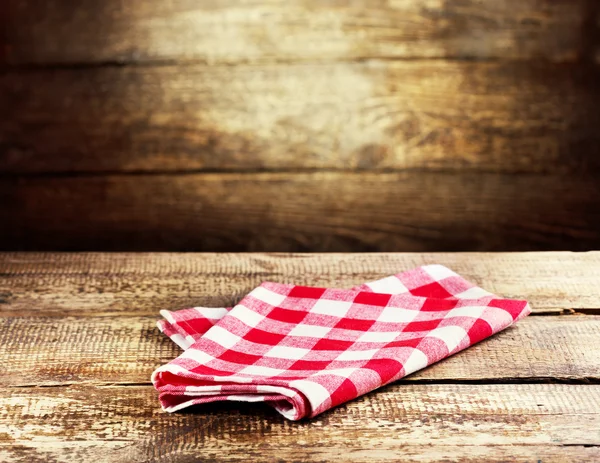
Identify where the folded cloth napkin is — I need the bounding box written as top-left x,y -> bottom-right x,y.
152,265 -> 531,420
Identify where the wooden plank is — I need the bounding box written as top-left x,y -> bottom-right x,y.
2,0 -> 586,66
1,172 -> 600,252
1,384 -> 599,462
1,61 -> 599,174
1,252 -> 599,315
2,316 -> 599,387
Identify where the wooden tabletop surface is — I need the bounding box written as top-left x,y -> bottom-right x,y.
1,252 -> 600,462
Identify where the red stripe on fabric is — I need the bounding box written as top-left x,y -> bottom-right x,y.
403,319 -> 443,332
420,298 -> 459,312
267,307 -> 308,324
488,298 -> 528,320
353,292 -> 391,307
311,339 -> 356,351
410,281 -> 454,299
334,318 -> 375,331
218,350 -> 263,365
466,318 -> 493,344
288,286 -> 327,299
288,359 -> 332,370
244,328 -> 287,345
329,378 -> 358,408
384,337 -> 424,349
190,364 -> 236,377
362,359 -> 403,384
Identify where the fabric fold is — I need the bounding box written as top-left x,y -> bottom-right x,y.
152,265 -> 531,420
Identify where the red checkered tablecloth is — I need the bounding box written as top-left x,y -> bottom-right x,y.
153,265 -> 530,420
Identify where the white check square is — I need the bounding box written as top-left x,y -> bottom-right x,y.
265,345 -> 311,360
310,299 -> 352,317
422,264 -> 457,280
444,305 -> 486,319
377,307 -> 419,323
315,368 -> 358,378
366,275 -> 409,294
203,325 -> 241,349
250,286 -> 287,306
194,307 -> 229,320
181,348 -> 216,364
336,349 -> 379,361
357,331 -> 398,343
288,324 -> 331,338
239,364 -> 285,377
403,349 -> 429,375
232,304 -> 265,328
428,326 -> 468,352
454,287 -> 493,299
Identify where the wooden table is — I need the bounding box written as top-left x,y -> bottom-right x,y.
2,252 -> 600,462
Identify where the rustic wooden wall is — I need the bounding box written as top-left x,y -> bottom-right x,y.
1,0 -> 599,251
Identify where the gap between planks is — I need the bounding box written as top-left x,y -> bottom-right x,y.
2,55 -> 587,72
2,174 -> 600,252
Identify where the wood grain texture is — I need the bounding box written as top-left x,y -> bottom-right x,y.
2,252 -> 600,315
1,172 -> 599,252
2,0 -> 587,66
1,61 -> 599,174
2,315 -> 599,387
1,252 -> 600,461
1,384 -> 599,462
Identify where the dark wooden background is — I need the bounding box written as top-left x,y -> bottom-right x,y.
1,0 -> 599,252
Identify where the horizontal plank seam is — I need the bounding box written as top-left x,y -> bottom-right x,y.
5,377 -> 600,390
571,308 -> 600,315
561,444 -> 600,448
0,443 -> 598,448
0,56 -> 583,72
0,168 -> 590,180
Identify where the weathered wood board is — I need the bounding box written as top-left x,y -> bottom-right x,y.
2,172 -> 600,251
2,252 -> 599,314
2,0 -> 589,65
2,61 -> 599,174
